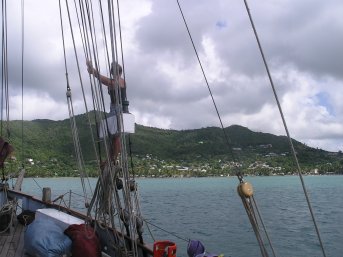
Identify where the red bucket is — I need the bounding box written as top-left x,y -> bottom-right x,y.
153,240 -> 177,257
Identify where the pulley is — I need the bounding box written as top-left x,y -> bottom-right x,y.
237,181 -> 254,198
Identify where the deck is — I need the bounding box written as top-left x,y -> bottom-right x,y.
0,219 -> 28,257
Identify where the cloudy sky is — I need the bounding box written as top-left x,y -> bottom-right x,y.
2,0 -> 343,152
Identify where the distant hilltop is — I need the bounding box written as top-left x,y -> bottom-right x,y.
4,112 -> 343,177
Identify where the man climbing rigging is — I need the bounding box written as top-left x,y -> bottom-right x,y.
86,60 -> 127,163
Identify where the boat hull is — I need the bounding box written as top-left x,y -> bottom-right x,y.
0,186 -> 153,257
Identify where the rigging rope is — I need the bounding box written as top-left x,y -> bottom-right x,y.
77,0 -> 124,235
59,0 -> 94,209
176,0 -> 238,167
107,1 -> 141,254
80,0 -> 113,165
63,0 -> 101,168
242,1 -> 327,257
1,0 -> 10,137
175,1 -> 277,255
237,176 -> 277,257
1,0 -> 9,181
59,1 -> 143,256
143,218 -> 189,243
0,184 -> 17,234
20,0 -> 24,168
62,3 -> 126,249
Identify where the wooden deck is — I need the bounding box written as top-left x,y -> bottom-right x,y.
0,220 -> 28,257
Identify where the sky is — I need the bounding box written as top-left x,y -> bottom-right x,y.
2,0 -> 343,152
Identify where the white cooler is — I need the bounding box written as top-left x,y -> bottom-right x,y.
35,208 -> 84,230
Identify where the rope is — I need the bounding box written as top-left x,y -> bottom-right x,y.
80,0 -> 120,221
20,0 -> 24,168
30,177 -> 42,190
0,202 -> 15,233
82,0 -> 113,163
1,0 -> 10,137
128,135 -> 135,177
59,2 -> 144,256
239,194 -> 269,257
59,0 -> 93,209
79,0 -> 113,166
242,1 -> 327,256
63,0 -> 102,170
176,0 -> 238,167
1,0 -> 22,184
176,3 -> 285,256
251,196 -> 277,257
105,2 -> 140,255
1,0 -> 9,182
1,0 -> 5,135
64,1 -> 131,252
0,185 -> 17,234
143,218 -> 189,243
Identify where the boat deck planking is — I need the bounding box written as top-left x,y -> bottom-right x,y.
0,219 -> 28,257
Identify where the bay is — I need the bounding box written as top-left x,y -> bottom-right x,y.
19,175 -> 343,257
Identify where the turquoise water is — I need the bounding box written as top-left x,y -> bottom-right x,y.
19,175 -> 343,257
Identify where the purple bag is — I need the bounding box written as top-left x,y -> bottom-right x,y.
187,240 -> 205,257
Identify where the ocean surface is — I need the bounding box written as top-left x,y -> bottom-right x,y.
19,175 -> 343,257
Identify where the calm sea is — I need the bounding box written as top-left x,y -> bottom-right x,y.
19,175 -> 343,257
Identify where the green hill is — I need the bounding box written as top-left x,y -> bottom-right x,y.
1,112 -> 342,177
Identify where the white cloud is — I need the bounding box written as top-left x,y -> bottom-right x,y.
1,0 -> 343,152
9,93 -> 68,121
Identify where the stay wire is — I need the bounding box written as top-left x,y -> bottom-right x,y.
96,0 -> 118,152
59,0 -> 92,205
244,198 -> 269,257
80,0 -> 128,242
77,1 -> 99,197
1,0 -> 4,134
115,0 -> 127,102
75,1 -> 140,251
1,0 -> 8,136
243,1 -> 327,257
81,0 -> 111,152
58,0 -> 70,89
20,0 -> 24,168
112,2 -> 141,251
176,0 -> 239,170
87,2 -> 133,219
128,135 -> 135,177
1,0 -> 9,182
81,0 -> 106,161
1,5 -> 3,135
143,218 -> 189,243
4,2 -> 9,133
73,0 -> 88,58
251,196 -> 277,257
176,1 -> 276,255
80,0 -> 114,194
64,0 -> 115,215
86,0 -> 113,138
98,0 -> 111,75
107,2 -> 138,252
64,0 -> 101,169
110,0 -> 132,182
114,0 -> 136,178
83,0 -> 116,170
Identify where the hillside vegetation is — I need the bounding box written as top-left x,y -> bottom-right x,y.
2,112 -> 343,177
